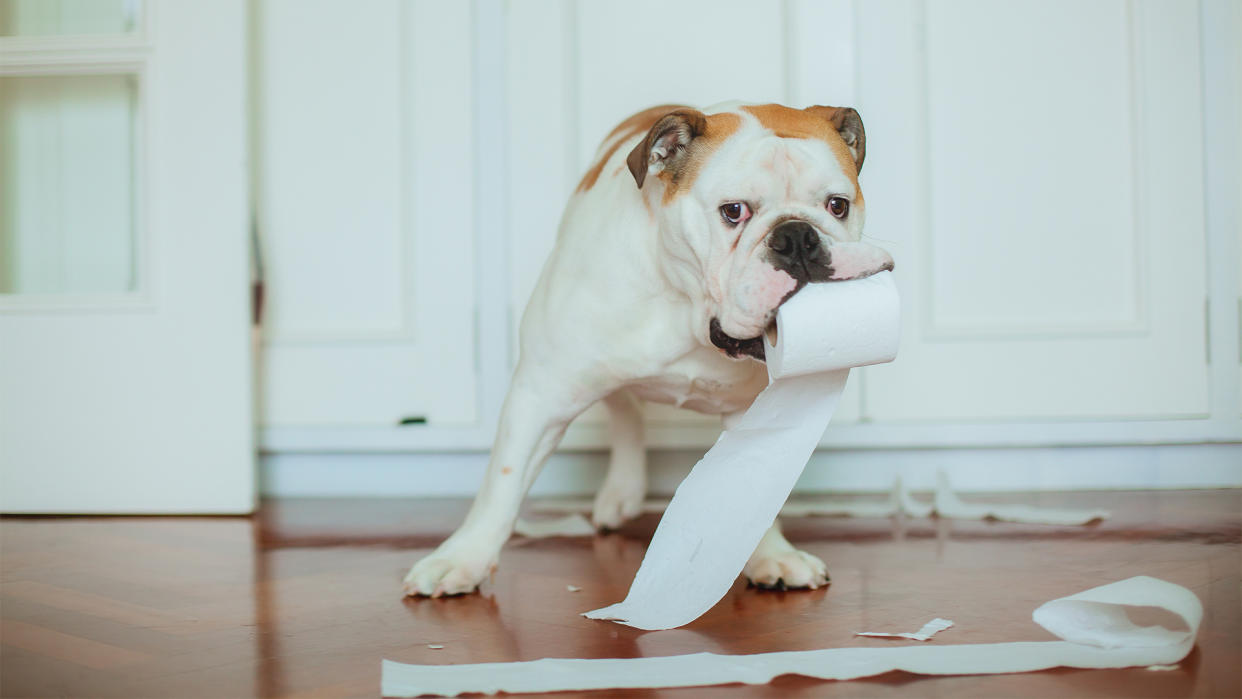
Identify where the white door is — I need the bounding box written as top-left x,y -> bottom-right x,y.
0,0 -> 254,513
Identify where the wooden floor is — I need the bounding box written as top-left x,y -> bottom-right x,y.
1,490 -> 1239,698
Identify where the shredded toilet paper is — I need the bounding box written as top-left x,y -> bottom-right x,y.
531,473 -> 1108,526
583,273 -> 901,630
931,471 -> 1109,524
856,617 -> 954,641
382,575 -> 1203,697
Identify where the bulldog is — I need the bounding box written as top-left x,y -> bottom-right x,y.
403,101 -> 893,597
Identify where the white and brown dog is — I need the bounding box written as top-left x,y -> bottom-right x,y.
403,102 -> 893,597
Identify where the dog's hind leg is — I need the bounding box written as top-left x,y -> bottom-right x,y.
592,389 -> 647,530
402,369 -> 588,597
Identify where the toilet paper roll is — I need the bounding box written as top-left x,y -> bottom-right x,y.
763,271 -> 901,379
583,272 -> 901,630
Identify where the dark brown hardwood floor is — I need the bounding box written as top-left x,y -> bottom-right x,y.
1,490 -> 1239,698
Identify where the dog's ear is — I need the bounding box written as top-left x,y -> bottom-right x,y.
806,106 -> 865,174
626,109 -> 708,189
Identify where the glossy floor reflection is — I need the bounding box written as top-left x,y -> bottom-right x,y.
1,490 -> 1239,698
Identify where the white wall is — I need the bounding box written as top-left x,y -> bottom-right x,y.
254,0 -> 1241,496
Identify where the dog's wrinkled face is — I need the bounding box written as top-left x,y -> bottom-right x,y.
627,103 -> 894,361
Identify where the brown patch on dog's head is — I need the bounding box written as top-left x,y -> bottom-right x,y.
741,104 -> 866,181
625,109 -> 742,203
576,104 -> 689,193
607,104 -> 690,144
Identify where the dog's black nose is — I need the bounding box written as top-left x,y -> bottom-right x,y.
766,220 -> 820,268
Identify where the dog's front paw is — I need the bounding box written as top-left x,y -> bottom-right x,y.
402,553 -> 494,598
743,548 -> 829,590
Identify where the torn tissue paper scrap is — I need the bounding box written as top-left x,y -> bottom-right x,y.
584,272 -> 901,631
932,471 -> 1109,525
381,575 -> 1203,697
856,617 -> 954,642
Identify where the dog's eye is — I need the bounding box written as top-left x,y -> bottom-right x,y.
827,196 -> 850,219
720,202 -> 751,225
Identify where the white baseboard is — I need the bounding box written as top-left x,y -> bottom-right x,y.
262,443 -> 1242,497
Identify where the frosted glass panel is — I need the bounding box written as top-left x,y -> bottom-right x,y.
0,75 -> 138,295
0,0 -> 139,36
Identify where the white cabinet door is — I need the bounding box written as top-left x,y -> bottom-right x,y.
0,0 -> 253,513
856,0 -> 1210,422
256,0 -> 478,430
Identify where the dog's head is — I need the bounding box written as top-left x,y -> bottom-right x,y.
627,103 -> 893,360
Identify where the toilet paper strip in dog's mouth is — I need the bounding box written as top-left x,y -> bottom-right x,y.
381,575 -> 1202,697
585,272 -> 902,630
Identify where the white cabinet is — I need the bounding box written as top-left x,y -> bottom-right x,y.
258,0 -> 1239,457
856,0 -> 1210,422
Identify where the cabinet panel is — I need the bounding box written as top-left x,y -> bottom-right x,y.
260,1 -> 405,339
925,0 -> 1139,335
258,0 -> 477,427
857,0 -> 1208,421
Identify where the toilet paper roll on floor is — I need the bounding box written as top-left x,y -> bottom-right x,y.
584,272 -> 901,631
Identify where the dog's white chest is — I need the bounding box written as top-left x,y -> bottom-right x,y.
626,350 -> 767,415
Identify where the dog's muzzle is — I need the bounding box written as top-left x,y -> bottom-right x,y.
766,219 -> 833,285
709,224 -> 894,362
